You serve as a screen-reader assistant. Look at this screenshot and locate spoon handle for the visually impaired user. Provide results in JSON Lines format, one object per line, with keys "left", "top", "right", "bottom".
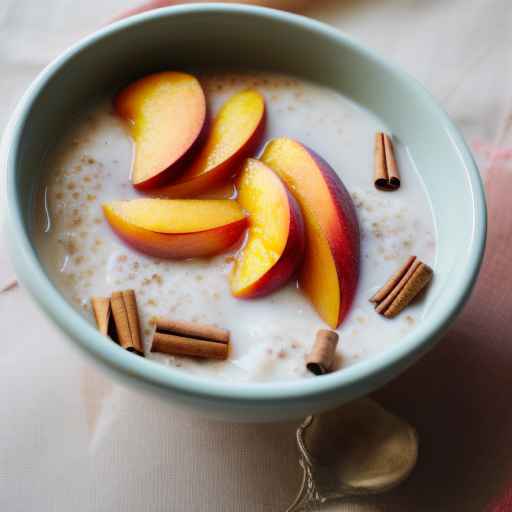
{"left": 286, "top": 416, "right": 326, "bottom": 512}
{"left": 285, "top": 456, "right": 325, "bottom": 511}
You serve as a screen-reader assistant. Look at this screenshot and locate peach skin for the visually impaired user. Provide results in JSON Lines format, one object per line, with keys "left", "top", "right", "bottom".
{"left": 155, "top": 89, "right": 265, "bottom": 198}
{"left": 230, "top": 159, "right": 305, "bottom": 298}
{"left": 103, "top": 198, "right": 247, "bottom": 259}
{"left": 115, "top": 71, "right": 206, "bottom": 190}
{"left": 261, "top": 138, "right": 360, "bottom": 328}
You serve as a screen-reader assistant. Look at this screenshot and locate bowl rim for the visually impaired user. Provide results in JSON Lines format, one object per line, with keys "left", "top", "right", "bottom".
{"left": 4, "top": 3, "right": 487, "bottom": 404}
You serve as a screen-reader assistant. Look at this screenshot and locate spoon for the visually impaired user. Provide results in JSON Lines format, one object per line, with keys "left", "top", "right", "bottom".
{"left": 286, "top": 398, "right": 418, "bottom": 511}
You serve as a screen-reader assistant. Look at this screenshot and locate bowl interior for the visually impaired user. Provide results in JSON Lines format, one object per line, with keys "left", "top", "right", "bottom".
{"left": 5, "top": 5, "right": 485, "bottom": 416}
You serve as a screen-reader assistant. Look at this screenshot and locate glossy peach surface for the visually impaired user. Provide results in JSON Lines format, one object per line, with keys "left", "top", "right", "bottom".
{"left": 104, "top": 198, "right": 245, "bottom": 233}
{"left": 155, "top": 89, "right": 265, "bottom": 197}
{"left": 115, "top": 71, "right": 206, "bottom": 189}
{"left": 261, "top": 138, "right": 360, "bottom": 327}
{"left": 103, "top": 198, "right": 247, "bottom": 259}
{"left": 230, "top": 159, "right": 304, "bottom": 298}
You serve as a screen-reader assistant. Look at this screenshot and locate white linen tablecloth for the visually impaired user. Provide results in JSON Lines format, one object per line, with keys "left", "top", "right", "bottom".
{"left": 1, "top": 1, "right": 511, "bottom": 510}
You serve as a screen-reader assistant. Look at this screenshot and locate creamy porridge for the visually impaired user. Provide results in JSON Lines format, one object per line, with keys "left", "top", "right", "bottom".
{"left": 33, "top": 71, "right": 436, "bottom": 383}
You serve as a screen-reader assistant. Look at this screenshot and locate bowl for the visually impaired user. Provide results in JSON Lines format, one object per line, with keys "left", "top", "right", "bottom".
{"left": 2, "top": 3, "right": 486, "bottom": 422}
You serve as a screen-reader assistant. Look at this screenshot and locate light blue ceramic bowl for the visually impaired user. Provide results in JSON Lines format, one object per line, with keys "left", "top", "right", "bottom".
{"left": 2, "top": 4, "right": 486, "bottom": 422}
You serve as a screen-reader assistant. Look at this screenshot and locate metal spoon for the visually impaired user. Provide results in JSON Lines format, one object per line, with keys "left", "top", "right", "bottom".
{"left": 286, "top": 398, "right": 418, "bottom": 511}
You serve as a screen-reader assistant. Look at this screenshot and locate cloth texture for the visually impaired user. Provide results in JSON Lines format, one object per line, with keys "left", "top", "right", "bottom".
{"left": 1, "top": 1, "right": 511, "bottom": 510}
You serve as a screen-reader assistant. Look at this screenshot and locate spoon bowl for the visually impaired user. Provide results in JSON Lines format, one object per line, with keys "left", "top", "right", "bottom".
{"left": 287, "top": 399, "right": 418, "bottom": 511}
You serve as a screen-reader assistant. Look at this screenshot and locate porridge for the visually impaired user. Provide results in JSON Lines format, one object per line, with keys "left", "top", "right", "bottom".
{"left": 33, "top": 71, "right": 436, "bottom": 383}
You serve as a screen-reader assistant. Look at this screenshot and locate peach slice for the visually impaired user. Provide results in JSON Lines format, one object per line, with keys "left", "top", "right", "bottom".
{"left": 230, "top": 159, "right": 305, "bottom": 298}
{"left": 115, "top": 71, "right": 206, "bottom": 190}
{"left": 103, "top": 198, "right": 247, "bottom": 259}
{"left": 261, "top": 138, "right": 360, "bottom": 328}
{"left": 155, "top": 89, "right": 265, "bottom": 198}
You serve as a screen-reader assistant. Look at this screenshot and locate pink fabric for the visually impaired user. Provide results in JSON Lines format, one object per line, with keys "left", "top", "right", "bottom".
{"left": 473, "top": 139, "right": 512, "bottom": 163}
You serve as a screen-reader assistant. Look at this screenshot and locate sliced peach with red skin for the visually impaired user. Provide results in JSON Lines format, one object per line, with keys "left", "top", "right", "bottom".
{"left": 261, "top": 138, "right": 360, "bottom": 328}
{"left": 103, "top": 198, "right": 247, "bottom": 259}
{"left": 155, "top": 89, "right": 265, "bottom": 198}
{"left": 230, "top": 159, "right": 305, "bottom": 298}
{"left": 115, "top": 71, "right": 206, "bottom": 190}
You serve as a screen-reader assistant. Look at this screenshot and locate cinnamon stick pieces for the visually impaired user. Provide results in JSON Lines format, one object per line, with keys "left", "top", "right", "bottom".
{"left": 374, "top": 132, "right": 401, "bottom": 191}
{"left": 91, "top": 297, "right": 112, "bottom": 336}
{"left": 306, "top": 329, "right": 339, "bottom": 375}
{"left": 151, "top": 318, "right": 230, "bottom": 360}
{"left": 91, "top": 290, "right": 231, "bottom": 361}
{"left": 370, "top": 256, "right": 433, "bottom": 318}
{"left": 91, "top": 289, "right": 144, "bottom": 356}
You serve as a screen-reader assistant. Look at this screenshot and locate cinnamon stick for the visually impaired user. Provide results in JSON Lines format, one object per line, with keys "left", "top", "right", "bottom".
{"left": 370, "top": 255, "right": 417, "bottom": 304}
{"left": 121, "top": 290, "right": 143, "bottom": 355}
{"left": 109, "top": 290, "right": 144, "bottom": 355}
{"left": 110, "top": 291, "right": 133, "bottom": 349}
{"left": 306, "top": 330, "right": 339, "bottom": 375}
{"left": 91, "top": 297, "right": 112, "bottom": 336}
{"left": 374, "top": 132, "right": 401, "bottom": 191}
{"left": 151, "top": 318, "right": 230, "bottom": 360}
{"left": 154, "top": 318, "right": 229, "bottom": 344}
{"left": 370, "top": 256, "right": 433, "bottom": 318}
{"left": 151, "top": 332, "right": 228, "bottom": 360}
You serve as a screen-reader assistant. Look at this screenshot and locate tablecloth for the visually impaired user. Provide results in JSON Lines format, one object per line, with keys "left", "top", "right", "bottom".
{"left": 1, "top": 1, "right": 511, "bottom": 510}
